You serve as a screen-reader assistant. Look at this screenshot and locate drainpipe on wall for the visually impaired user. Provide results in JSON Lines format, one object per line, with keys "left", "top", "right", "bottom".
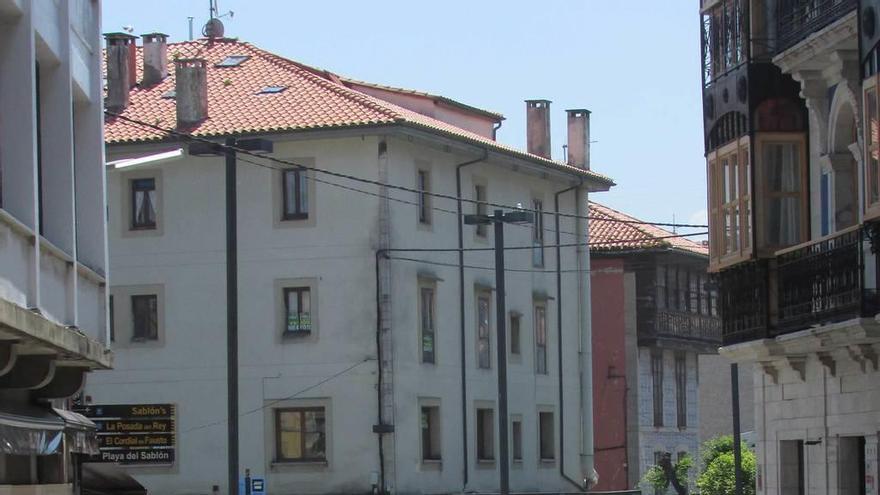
{"left": 576, "top": 185, "right": 597, "bottom": 489}
{"left": 455, "top": 148, "right": 488, "bottom": 491}
{"left": 554, "top": 178, "right": 588, "bottom": 492}
{"left": 374, "top": 249, "right": 387, "bottom": 494}
{"left": 492, "top": 120, "right": 503, "bottom": 141}
{"left": 374, "top": 139, "right": 395, "bottom": 495}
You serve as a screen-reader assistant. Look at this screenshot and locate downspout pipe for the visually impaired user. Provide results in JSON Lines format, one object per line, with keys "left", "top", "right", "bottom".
{"left": 492, "top": 120, "right": 504, "bottom": 141}
{"left": 455, "top": 149, "right": 488, "bottom": 490}
{"left": 375, "top": 249, "right": 387, "bottom": 494}
{"left": 554, "top": 178, "right": 588, "bottom": 492}
{"left": 576, "top": 184, "right": 596, "bottom": 489}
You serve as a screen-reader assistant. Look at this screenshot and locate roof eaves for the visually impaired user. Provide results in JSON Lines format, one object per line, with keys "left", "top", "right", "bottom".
{"left": 396, "top": 120, "right": 614, "bottom": 186}
{"left": 104, "top": 120, "right": 402, "bottom": 147}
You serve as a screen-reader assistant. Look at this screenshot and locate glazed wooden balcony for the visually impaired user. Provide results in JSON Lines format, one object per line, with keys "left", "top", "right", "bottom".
{"left": 776, "top": 0, "right": 857, "bottom": 54}
{"left": 720, "top": 226, "right": 880, "bottom": 345}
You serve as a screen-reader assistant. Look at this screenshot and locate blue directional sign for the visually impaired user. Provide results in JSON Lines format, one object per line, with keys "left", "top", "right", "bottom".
{"left": 239, "top": 477, "right": 266, "bottom": 495}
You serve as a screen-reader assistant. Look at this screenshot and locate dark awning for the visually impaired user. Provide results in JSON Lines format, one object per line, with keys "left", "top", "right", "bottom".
{"left": 82, "top": 462, "right": 148, "bottom": 495}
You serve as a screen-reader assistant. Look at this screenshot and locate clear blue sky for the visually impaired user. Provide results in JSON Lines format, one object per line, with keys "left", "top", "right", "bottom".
{"left": 103, "top": 0, "right": 708, "bottom": 231}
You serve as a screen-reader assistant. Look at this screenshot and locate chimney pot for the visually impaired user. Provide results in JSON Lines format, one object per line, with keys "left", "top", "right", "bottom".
{"left": 104, "top": 33, "right": 137, "bottom": 112}
{"left": 566, "top": 109, "right": 591, "bottom": 169}
{"left": 175, "top": 58, "right": 208, "bottom": 126}
{"left": 141, "top": 32, "right": 169, "bottom": 86}
{"left": 525, "top": 100, "right": 552, "bottom": 159}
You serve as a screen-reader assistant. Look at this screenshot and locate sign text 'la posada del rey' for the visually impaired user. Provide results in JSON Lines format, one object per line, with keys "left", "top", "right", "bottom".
{"left": 74, "top": 403, "right": 176, "bottom": 465}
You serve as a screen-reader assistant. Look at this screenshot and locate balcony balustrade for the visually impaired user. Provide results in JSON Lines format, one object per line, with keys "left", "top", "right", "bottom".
{"left": 653, "top": 310, "right": 722, "bottom": 345}
{"left": 719, "top": 226, "right": 880, "bottom": 346}
{"left": 776, "top": 0, "right": 857, "bottom": 54}
{"left": 720, "top": 260, "right": 770, "bottom": 345}
{"left": 776, "top": 227, "right": 863, "bottom": 332}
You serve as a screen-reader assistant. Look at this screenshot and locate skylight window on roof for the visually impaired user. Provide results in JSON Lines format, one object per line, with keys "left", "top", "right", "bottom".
{"left": 216, "top": 55, "right": 250, "bottom": 67}
{"left": 257, "top": 85, "right": 287, "bottom": 94}
{"left": 161, "top": 90, "right": 176, "bottom": 99}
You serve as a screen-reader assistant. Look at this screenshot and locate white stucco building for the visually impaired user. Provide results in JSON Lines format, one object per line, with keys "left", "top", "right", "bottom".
{"left": 0, "top": 0, "right": 111, "bottom": 492}
{"left": 85, "top": 31, "right": 614, "bottom": 495}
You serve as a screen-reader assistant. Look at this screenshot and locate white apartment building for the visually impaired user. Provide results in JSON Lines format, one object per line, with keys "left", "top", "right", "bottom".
{"left": 85, "top": 30, "right": 614, "bottom": 495}
{"left": 0, "top": 0, "right": 111, "bottom": 492}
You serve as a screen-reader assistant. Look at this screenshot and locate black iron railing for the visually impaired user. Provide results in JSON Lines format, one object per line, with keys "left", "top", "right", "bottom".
{"left": 777, "top": 0, "right": 857, "bottom": 54}
{"left": 720, "top": 260, "right": 770, "bottom": 345}
{"left": 719, "top": 227, "right": 880, "bottom": 346}
{"left": 654, "top": 310, "right": 721, "bottom": 345}
{"left": 775, "top": 228, "right": 870, "bottom": 333}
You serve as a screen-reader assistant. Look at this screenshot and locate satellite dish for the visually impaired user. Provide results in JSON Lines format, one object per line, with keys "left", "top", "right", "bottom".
{"left": 203, "top": 18, "right": 225, "bottom": 38}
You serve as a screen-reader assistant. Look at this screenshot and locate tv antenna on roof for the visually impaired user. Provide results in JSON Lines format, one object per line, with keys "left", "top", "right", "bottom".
{"left": 204, "top": 0, "right": 234, "bottom": 38}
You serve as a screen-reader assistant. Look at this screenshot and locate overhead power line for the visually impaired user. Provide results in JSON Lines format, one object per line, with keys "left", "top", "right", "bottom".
{"left": 179, "top": 358, "right": 374, "bottom": 436}
{"left": 387, "top": 255, "right": 614, "bottom": 274}
{"left": 106, "top": 112, "right": 710, "bottom": 229}
{"left": 111, "top": 116, "right": 585, "bottom": 240}
{"left": 378, "top": 230, "right": 709, "bottom": 253}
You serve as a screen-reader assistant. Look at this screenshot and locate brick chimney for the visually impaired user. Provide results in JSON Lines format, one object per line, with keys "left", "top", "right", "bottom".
{"left": 104, "top": 33, "right": 137, "bottom": 112}
{"left": 566, "top": 109, "right": 591, "bottom": 169}
{"left": 175, "top": 58, "right": 208, "bottom": 126}
{"left": 525, "top": 100, "right": 552, "bottom": 159}
{"left": 141, "top": 32, "right": 168, "bottom": 86}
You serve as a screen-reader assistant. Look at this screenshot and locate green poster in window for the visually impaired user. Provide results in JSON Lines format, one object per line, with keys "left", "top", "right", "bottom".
{"left": 287, "top": 313, "right": 311, "bottom": 332}
{"left": 422, "top": 335, "right": 433, "bottom": 352}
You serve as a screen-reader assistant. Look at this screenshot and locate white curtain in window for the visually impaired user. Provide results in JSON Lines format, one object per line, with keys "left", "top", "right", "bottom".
{"left": 766, "top": 143, "right": 800, "bottom": 246}
{"left": 135, "top": 188, "right": 156, "bottom": 226}
{"left": 284, "top": 171, "right": 297, "bottom": 214}
{"left": 299, "top": 171, "right": 308, "bottom": 213}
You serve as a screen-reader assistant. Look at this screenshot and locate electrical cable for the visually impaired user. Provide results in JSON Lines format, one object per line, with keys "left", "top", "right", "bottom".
{"left": 235, "top": 154, "right": 709, "bottom": 244}
{"left": 233, "top": 153, "right": 586, "bottom": 240}
{"left": 106, "top": 112, "right": 710, "bottom": 229}
{"left": 377, "top": 231, "right": 709, "bottom": 253}
{"left": 178, "top": 358, "right": 374, "bottom": 436}
{"left": 112, "top": 119, "right": 709, "bottom": 249}
{"left": 388, "top": 255, "right": 598, "bottom": 274}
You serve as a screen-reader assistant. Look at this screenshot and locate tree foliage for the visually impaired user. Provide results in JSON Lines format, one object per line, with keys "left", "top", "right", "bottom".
{"left": 696, "top": 436, "right": 756, "bottom": 495}
{"left": 640, "top": 436, "right": 756, "bottom": 495}
{"left": 641, "top": 453, "right": 693, "bottom": 494}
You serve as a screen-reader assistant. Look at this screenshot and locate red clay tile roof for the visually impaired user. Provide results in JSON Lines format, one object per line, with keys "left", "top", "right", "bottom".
{"left": 104, "top": 38, "right": 612, "bottom": 186}
{"left": 589, "top": 201, "right": 708, "bottom": 256}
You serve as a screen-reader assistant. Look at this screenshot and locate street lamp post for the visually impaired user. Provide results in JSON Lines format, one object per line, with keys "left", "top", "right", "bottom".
{"left": 189, "top": 137, "right": 272, "bottom": 495}
{"left": 732, "top": 363, "right": 743, "bottom": 495}
{"left": 464, "top": 209, "right": 533, "bottom": 495}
